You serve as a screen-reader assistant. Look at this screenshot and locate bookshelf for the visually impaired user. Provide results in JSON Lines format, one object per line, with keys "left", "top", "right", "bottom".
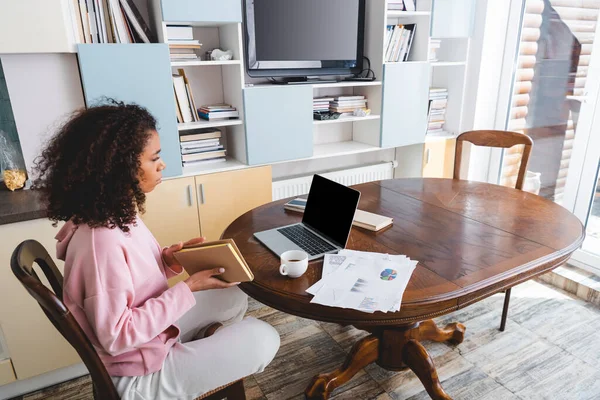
{"left": 177, "top": 119, "right": 244, "bottom": 131}
{"left": 313, "top": 115, "right": 381, "bottom": 125}
{"left": 170, "top": 60, "right": 242, "bottom": 67}
{"left": 0, "top": 0, "right": 476, "bottom": 180}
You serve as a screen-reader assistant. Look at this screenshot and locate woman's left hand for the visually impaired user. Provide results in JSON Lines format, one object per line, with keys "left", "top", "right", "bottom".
{"left": 162, "top": 237, "right": 206, "bottom": 271}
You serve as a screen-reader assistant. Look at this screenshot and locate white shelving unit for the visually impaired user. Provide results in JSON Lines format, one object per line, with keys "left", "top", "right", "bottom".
{"left": 170, "top": 60, "right": 242, "bottom": 67}
{"left": 386, "top": 11, "right": 431, "bottom": 17}
{"left": 180, "top": 156, "right": 247, "bottom": 177}
{"left": 177, "top": 119, "right": 243, "bottom": 131}
{"left": 313, "top": 115, "right": 381, "bottom": 125}
{"left": 312, "top": 141, "right": 381, "bottom": 158}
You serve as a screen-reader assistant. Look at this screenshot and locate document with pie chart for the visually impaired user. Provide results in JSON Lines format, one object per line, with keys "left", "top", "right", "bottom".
{"left": 308, "top": 251, "right": 417, "bottom": 313}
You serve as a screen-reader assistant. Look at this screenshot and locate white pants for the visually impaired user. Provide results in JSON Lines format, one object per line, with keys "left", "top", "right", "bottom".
{"left": 112, "top": 287, "right": 280, "bottom": 400}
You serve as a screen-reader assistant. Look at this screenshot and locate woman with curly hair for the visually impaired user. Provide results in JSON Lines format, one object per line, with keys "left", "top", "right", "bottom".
{"left": 34, "top": 101, "right": 279, "bottom": 400}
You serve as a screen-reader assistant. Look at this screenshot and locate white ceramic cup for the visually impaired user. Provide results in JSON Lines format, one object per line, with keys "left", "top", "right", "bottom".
{"left": 279, "top": 250, "right": 309, "bottom": 278}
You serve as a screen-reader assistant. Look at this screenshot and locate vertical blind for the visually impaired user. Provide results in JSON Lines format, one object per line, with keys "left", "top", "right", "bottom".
{"left": 502, "top": 0, "right": 600, "bottom": 202}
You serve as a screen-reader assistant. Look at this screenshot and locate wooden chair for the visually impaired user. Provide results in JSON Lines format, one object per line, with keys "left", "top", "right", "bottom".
{"left": 453, "top": 130, "right": 533, "bottom": 332}
{"left": 10, "top": 240, "right": 246, "bottom": 400}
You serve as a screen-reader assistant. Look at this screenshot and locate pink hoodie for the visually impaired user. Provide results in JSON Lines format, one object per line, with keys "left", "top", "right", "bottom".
{"left": 56, "top": 217, "right": 196, "bottom": 377}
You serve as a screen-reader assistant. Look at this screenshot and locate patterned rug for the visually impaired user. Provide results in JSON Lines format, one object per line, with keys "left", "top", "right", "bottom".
{"left": 11, "top": 279, "right": 600, "bottom": 400}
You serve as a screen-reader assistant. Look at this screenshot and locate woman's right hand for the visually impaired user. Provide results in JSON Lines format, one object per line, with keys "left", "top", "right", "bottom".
{"left": 184, "top": 268, "right": 240, "bottom": 292}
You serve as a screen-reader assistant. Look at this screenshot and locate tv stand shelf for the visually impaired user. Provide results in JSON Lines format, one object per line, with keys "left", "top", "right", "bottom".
{"left": 170, "top": 60, "right": 242, "bottom": 67}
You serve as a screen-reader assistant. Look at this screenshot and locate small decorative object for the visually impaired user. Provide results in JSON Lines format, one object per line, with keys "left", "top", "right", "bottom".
{"left": 0, "top": 132, "right": 27, "bottom": 191}
{"left": 210, "top": 49, "right": 233, "bottom": 61}
{"left": 313, "top": 112, "right": 341, "bottom": 121}
{"left": 353, "top": 108, "right": 371, "bottom": 117}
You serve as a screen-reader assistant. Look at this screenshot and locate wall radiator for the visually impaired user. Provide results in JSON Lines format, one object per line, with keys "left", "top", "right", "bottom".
{"left": 272, "top": 162, "right": 394, "bottom": 201}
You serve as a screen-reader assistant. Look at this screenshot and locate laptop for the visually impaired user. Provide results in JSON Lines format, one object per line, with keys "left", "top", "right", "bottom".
{"left": 254, "top": 175, "right": 361, "bottom": 261}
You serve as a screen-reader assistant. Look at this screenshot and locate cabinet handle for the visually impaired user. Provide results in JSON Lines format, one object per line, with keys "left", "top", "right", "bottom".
{"left": 425, "top": 148, "right": 431, "bottom": 165}
{"left": 198, "top": 183, "right": 205, "bottom": 205}
{"left": 187, "top": 185, "right": 193, "bottom": 207}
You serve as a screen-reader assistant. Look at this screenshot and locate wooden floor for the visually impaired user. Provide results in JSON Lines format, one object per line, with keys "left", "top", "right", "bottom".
{"left": 13, "top": 279, "right": 600, "bottom": 400}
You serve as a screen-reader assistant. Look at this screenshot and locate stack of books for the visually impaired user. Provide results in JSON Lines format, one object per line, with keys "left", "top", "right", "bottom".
{"left": 167, "top": 25, "right": 201, "bottom": 61}
{"left": 173, "top": 69, "right": 200, "bottom": 124}
{"left": 198, "top": 104, "right": 240, "bottom": 121}
{"left": 427, "top": 88, "right": 449, "bottom": 137}
{"left": 429, "top": 39, "right": 441, "bottom": 62}
{"left": 67, "top": 0, "right": 155, "bottom": 44}
{"left": 387, "top": 0, "right": 416, "bottom": 11}
{"left": 180, "top": 128, "right": 227, "bottom": 167}
{"left": 313, "top": 97, "right": 333, "bottom": 113}
{"left": 329, "top": 96, "right": 368, "bottom": 115}
{"left": 384, "top": 24, "right": 416, "bottom": 62}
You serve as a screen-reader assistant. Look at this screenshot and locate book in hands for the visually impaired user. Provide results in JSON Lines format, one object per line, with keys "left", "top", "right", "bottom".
{"left": 283, "top": 198, "right": 393, "bottom": 232}
{"left": 173, "top": 239, "right": 254, "bottom": 283}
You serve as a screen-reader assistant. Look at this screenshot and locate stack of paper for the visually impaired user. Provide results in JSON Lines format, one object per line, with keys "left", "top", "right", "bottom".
{"left": 306, "top": 250, "right": 417, "bottom": 313}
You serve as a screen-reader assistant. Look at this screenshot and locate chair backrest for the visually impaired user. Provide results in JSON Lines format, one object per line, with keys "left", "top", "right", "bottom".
{"left": 10, "top": 240, "right": 120, "bottom": 400}
{"left": 454, "top": 130, "right": 534, "bottom": 190}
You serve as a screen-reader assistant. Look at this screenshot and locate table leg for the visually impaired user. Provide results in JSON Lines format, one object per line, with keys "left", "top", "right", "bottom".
{"left": 304, "top": 320, "right": 465, "bottom": 400}
{"left": 305, "top": 335, "right": 379, "bottom": 400}
{"left": 402, "top": 339, "right": 452, "bottom": 400}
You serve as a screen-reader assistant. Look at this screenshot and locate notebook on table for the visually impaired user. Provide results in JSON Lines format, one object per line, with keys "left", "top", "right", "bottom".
{"left": 284, "top": 198, "right": 393, "bottom": 232}
{"left": 173, "top": 239, "right": 254, "bottom": 283}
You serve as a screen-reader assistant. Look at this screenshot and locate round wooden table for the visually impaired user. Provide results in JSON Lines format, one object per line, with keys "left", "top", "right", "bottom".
{"left": 222, "top": 178, "right": 584, "bottom": 400}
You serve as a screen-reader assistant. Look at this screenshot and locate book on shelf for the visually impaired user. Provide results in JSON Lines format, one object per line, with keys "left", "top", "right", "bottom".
{"left": 429, "top": 39, "right": 441, "bottom": 61}
{"left": 173, "top": 74, "right": 194, "bottom": 123}
{"left": 384, "top": 24, "right": 416, "bottom": 62}
{"left": 170, "top": 54, "right": 199, "bottom": 60}
{"left": 329, "top": 96, "right": 367, "bottom": 113}
{"left": 387, "top": 0, "right": 416, "bottom": 11}
{"left": 198, "top": 110, "right": 240, "bottom": 120}
{"left": 182, "top": 149, "right": 226, "bottom": 162}
{"left": 169, "top": 42, "right": 202, "bottom": 49}
{"left": 197, "top": 104, "right": 240, "bottom": 121}
{"left": 181, "top": 145, "right": 224, "bottom": 155}
{"left": 181, "top": 139, "right": 221, "bottom": 149}
{"left": 427, "top": 87, "right": 448, "bottom": 135}
{"left": 167, "top": 25, "right": 194, "bottom": 41}
{"left": 180, "top": 128, "right": 222, "bottom": 142}
{"left": 73, "top": 0, "right": 154, "bottom": 43}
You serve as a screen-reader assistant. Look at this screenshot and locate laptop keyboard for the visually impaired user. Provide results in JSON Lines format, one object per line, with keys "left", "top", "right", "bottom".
{"left": 278, "top": 225, "right": 337, "bottom": 256}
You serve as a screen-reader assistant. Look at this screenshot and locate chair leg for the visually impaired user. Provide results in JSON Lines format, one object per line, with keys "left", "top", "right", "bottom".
{"left": 225, "top": 379, "right": 246, "bottom": 400}
{"left": 500, "top": 288, "right": 511, "bottom": 332}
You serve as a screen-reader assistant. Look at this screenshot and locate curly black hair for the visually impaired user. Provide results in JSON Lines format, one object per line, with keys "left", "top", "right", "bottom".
{"left": 33, "top": 100, "right": 157, "bottom": 232}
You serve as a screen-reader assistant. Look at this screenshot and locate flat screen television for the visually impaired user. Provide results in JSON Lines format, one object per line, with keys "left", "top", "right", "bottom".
{"left": 243, "top": 0, "right": 366, "bottom": 79}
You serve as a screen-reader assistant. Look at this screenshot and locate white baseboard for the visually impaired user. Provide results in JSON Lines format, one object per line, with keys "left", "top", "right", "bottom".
{"left": 0, "top": 363, "right": 88, "bottom": 400}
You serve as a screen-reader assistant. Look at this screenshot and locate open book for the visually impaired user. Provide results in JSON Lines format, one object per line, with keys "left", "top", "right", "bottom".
{"left": 173, "top": 239, "right": 254, "bottom": 283}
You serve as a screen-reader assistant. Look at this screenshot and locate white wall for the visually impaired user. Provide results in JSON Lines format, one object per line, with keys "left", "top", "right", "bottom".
{"left": 271, "top": 149, "right": 395, "bottom": 180}
{"left": 1, "top": 54, "right": 85, "bottom": 178}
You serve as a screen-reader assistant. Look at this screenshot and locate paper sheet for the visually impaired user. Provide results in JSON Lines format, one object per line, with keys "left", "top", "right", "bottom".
{"left": 307, "top": 250, "right": 418, "bottom": 313}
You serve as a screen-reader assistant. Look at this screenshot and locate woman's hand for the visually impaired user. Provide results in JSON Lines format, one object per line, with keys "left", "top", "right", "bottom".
{"left": 184, "top": 268, "right": 240, "bottom": 292}
{"left": 162, "top": 237, "right": 206, "bottom": 273}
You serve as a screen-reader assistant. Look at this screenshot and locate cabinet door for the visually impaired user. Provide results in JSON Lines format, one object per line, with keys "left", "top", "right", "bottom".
{"left": 161, "top": 0, "right": 242, "bottom": 23}
{"left": 422, "top": 139, "right": 456, "bottom": 178}
{"left": 77, "top": 44, "right": 182, "bottom": 178}
{"left": 141, "top": 177, "right": 201, "bottom": 247}
{"left": 196, "top": 166, "right": 272, "bottom": 241}
{"left": 244, "top": 86, "right": 313, "bottom": 165}
{"left": 381, "top": 62, "right": 431, "bottom": 148}
{"left": 0, "top": 359, "right": 16, "bottom": 385}
{"left": 0, "top": 219, "right": 81, "bottom": 380}
{"left": 431, "top": 0, "right": 475, "bottom": 38}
